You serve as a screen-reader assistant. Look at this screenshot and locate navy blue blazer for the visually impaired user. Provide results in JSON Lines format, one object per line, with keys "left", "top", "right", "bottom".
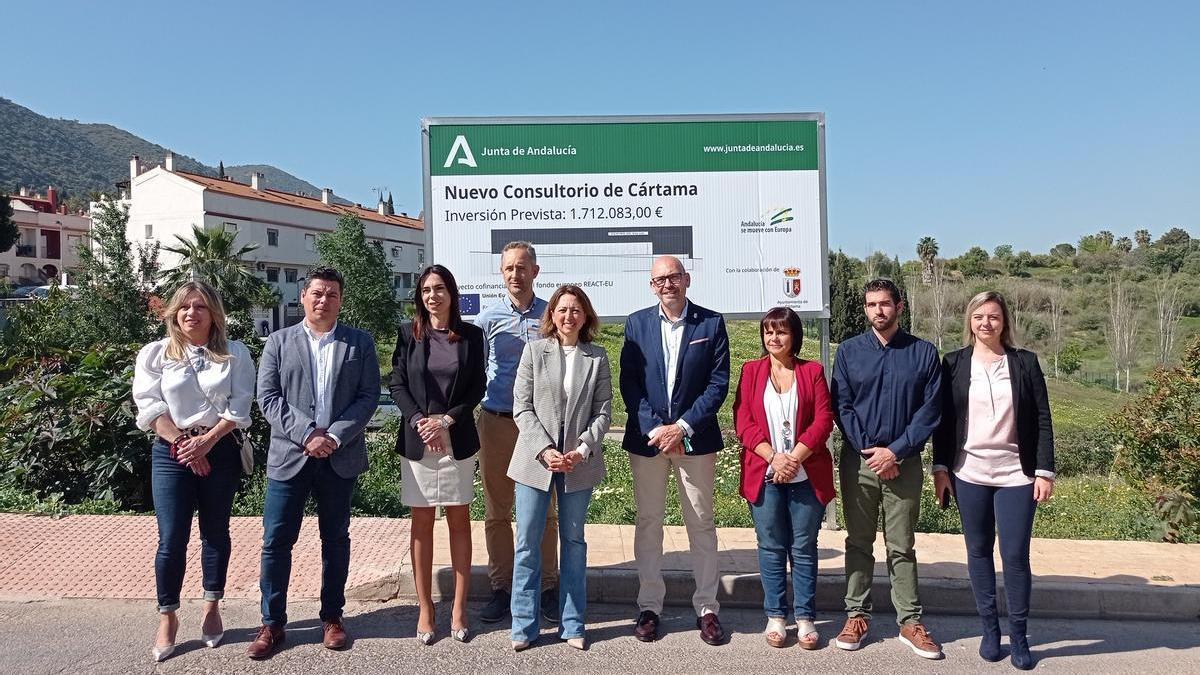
{"left": 619, "top": 301, "right": 730, "bottom": 457}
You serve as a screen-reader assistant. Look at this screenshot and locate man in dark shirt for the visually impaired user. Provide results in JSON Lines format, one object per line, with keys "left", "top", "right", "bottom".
{"left": 831, "top": 278, "right": 943, "bottom": 660}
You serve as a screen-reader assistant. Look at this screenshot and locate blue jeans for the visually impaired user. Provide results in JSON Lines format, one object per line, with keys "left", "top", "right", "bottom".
{"left": 512, "top": 474, "right": 592, "bottom": 642}
{"left": 953, "top": 475, "right": 1036, "bottom": 625}
{"left": 749, "top": 479, "right": 825, "bottom": 620}
{"left": 151, "top": 435, "right": 241, "bottom": 613}
{"left": 259, "top": 458, "right": 356, "bottom": 626}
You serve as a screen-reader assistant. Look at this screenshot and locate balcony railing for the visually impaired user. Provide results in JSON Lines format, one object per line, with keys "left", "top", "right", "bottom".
{"left": 14, "top": 244, "right": 35, "bottom": 258}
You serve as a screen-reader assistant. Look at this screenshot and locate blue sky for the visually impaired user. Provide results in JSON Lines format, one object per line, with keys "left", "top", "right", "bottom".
{"left": 6, "top": 1, "right": 1196, "bottom": 258}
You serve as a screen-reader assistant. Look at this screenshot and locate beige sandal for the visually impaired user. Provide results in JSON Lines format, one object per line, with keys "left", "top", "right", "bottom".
{"left": 764, "top": 617, "right": 787, "bottom": 648}
{"left": 797, "top": 619, "right": 819, "bottom": 650}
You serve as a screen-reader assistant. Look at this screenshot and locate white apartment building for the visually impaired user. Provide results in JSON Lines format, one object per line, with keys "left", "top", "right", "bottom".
{"left": 125, "top": 153, "right": 425, "bottom": 331}
{"left": 0, "top": 187, "right": 89, "bottom": 287}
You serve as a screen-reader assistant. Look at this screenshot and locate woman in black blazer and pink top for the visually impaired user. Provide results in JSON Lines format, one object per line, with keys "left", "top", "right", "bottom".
{"left": 932, "top": 290, "right": 1054, "bottom": 671}
{"left": 390, "top": 264, "right": 487, "bottom": 645}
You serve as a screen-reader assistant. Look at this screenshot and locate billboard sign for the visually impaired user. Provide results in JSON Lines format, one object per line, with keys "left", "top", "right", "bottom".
{"left": 422, "top": 114, "right": 828, "bottom": 318}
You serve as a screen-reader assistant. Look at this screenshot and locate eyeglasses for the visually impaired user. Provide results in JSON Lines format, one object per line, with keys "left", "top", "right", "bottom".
{"left": 650, "top": 272, "right": 685, "bottom": 288}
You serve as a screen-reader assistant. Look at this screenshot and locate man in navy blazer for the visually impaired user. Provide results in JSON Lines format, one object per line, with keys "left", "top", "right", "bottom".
{"left": 620, "top": 255, "right": 730, "bottom": 645}
{"left": 247, "top": 267, "right": 380, "bottom": 659}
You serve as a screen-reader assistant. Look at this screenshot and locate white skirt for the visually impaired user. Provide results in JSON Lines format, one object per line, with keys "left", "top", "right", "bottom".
{"left": 400, "top": 451, "right": 476, "bottom": 507}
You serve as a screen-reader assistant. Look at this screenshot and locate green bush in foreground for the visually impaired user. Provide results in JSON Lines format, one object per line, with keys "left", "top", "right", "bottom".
{"left": 1111, "top": 335, "right": 1200, "bottom": 540}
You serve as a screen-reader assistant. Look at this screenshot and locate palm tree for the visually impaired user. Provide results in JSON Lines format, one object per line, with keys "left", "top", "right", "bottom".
{"left": 916, "top": 236, "right": 939, "bottom": 285}
{"left": 159, "top": 225, "right": 274, "bottom": 313}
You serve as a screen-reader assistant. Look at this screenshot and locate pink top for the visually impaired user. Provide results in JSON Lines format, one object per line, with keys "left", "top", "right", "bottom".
{"left": 953, "top": 355, "right": 1033, "bottom": 487}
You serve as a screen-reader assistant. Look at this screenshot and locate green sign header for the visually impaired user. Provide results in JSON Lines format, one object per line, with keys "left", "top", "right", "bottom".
{"left": 429, "top": 120, "right": 820, "bottom": 176}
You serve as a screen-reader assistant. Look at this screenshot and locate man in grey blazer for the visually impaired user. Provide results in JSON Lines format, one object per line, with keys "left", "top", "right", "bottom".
{"left": 247, "top": 267, "right": 380, "bottom": 660}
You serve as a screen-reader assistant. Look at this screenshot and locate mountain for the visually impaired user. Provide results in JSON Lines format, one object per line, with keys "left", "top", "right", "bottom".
{"left": 0, "top": 97, "right": 351, "bottom": 204}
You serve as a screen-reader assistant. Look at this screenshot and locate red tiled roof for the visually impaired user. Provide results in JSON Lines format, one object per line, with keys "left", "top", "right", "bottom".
{"left": 171, "top": 170, "right": 423, "bottom": 230}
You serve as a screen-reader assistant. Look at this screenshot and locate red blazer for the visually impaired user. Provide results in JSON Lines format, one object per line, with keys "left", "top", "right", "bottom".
{"left": 733, "top": 357, "right": 836, "bottom": 506}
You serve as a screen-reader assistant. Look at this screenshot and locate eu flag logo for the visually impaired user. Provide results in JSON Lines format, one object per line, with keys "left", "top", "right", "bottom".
{"left": 460, "top": 294, "right": 481, "bottom": 316}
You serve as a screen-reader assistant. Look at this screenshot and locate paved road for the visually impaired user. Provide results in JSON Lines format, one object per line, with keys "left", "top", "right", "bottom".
{"left": 2, "top": 599, "right": 1197, "bottom": 674}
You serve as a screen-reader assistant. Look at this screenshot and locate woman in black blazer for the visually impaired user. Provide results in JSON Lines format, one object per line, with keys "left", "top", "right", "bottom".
{"left": 932, "top": 290, "right": 1054, "bottom": 671}
{"left": 389, "top": 264, "right": 486, "bottom": 644}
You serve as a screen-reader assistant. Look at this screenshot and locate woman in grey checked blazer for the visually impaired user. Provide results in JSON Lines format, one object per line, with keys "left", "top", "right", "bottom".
{"left": 507, "top": 284, "right": 612, "bottom": 651}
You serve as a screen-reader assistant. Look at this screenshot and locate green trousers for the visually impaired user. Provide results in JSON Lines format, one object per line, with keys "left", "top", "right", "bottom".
{"left": 839, "top": 445, "right": 924, "bottom": 625}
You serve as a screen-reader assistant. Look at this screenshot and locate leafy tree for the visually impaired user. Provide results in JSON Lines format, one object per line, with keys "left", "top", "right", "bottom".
{"left": 218, "top": 160, "right": 226, "bottom": 178}
{"left": 829, "top": 249, "right": 866, "bottom": 342}
{"left": 916, "top": 236, "right": 938, "bottom": 285}
{"left": 1135, "top": 229, "right": 1152, "bottom": 248}
{"left": 1115, "top": 237, "right": 1133, "bottom": 253}
{"left": 1050, "top": 242, "right": 1077, "bottom": 259}
{"left": 1058, "top": 341, "right": 1084, "bottom": 375}
{"left": 315, "top": 213, "right": 401, "bottom": 341}
{"left": 1156, "top": 227, "right": 1192, "bottom": 248}
{"left": 957, "top": 246, "right": 991, "bottom": 278}
{"left": 72, "top": 201, "right": 158, "bottom": 348}
{"left": 0, "top": 195, "right": 16, "bottom": 253}
{"left": 993, "top": 244, "right": 1014, "bottom": 261}
{"left": 893, "top": 255, "right": 912, "bottom": 332}
{"left": 159, "top": 225, "right": 276, "bottom": 314}
{"left": 1078, "top": 233, "right": 1112, "bottom": 254}
{"left": 1006, "top": 250, "right": 1032, "bottom": 277}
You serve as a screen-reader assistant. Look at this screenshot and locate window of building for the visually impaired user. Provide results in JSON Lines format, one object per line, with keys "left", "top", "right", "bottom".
{"left": 224, "top": 222, "right": 238, "bottom": 233}
{"left": 266, "top": 267, "right": 280, "bottom": 283}
{"left": 394, "top": 275, "right": 404, "bottom": 289}
{"left": 144, "top": 223, "right": 153, "bottom": 239}
{"left": 305, "top": 234, "right": 316, "bottom": 252}
{"left": 0, "top": 264, "right": 8, "bottom": 278}
{"left": 417, "top": 248, "right": 425, "bottom": 265}
{"left": 267, "top": 229, "right": 279, "bottom": 246}
{"left": 391, "top": 246, "right": 401, "bottom": 258}
{"left": 284, "top": 268, "right": 298, "bottom": 283}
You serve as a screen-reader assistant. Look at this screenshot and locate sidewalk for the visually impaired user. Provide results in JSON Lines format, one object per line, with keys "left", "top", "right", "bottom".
{"left": 1, "top": 512, "right": 1197, "bottom": 620}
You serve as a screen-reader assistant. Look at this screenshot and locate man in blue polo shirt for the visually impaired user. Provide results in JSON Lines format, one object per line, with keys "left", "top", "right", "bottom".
{"left": 831, "top": 278, "right": 943, "bottom": 660}
{"left": 474, "top": 241, "right": 558, "bottom": 624}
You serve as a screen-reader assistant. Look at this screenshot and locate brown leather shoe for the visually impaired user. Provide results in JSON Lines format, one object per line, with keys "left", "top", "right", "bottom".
{"left": 899, "top": 622, "right": 942, "bottom": 660}
{"left": 697, "top": 613, "right": 726, "bottom": 646}
{"left": 246, "top": 624, "right": 285, "bottom": 660}
{"left": 323, "top": 619, "right": 348, "bottom": 650}
{"left": 834, "top": 616, "right": 869, "bottom": 651}
{"left": 634, "top": 610, "right": 660, "bottom": 642}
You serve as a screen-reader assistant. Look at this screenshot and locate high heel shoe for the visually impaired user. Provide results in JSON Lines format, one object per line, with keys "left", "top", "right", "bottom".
{"left": 416, "top": 629, "right": 435, "bottom": 646}
{"left": 451, "top": 626, "right": 470, "bottom": 643}
{"left": 151, "top": 643, "right": 175, "bottom": 662}
{"left": 154, "top": 612, "right": 178, "bottom": 662}
{"left": 202, "top": 631, "right": 224, "bottom": 648}
{"left": 201, "top": 610, "right": 224, "bottom": 648}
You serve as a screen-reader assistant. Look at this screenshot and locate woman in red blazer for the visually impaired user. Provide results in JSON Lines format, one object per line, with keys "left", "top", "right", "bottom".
{"left": 734, "top": 307, "right": 835, "bottom": 650}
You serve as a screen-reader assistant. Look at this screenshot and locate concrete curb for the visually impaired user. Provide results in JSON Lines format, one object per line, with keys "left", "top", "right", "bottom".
{"left": 349, "top": 565, "right": 1200, "bottom": 622}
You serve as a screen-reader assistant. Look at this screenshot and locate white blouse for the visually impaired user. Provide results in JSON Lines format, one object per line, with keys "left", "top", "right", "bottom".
{"left": 954, "top": 356, "right": 1031, "bottom": 487}
{"left": 560, "top": 345, "right": 592, "bottom": 459}
{"left": 763, "top": 379, "right": 807, "bottom": 484}
{"left": 132, "top": 338, "right": 257, "bottom": 433}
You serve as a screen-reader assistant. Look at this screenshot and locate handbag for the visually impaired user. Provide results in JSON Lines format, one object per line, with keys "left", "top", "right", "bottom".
{"left": 184, "top": 350, "right": 255, "bottom": 474}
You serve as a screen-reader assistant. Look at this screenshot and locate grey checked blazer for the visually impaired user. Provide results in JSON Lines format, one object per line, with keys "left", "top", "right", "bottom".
{"left": 508, "top": 338, "right": 612, "bottom": 493}
{"left": 257, "top": 322, "right": 380, "bottom": 481}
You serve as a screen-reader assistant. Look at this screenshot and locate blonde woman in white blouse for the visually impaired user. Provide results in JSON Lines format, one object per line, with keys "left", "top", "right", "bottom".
{"left": 132, "top": 280, "right": 256, "bottom": 662}
{"left": 932, "top": 291, "right": 1054, "bottom": 671}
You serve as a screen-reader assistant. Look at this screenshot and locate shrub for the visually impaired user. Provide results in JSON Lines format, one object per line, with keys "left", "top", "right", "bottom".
{"left": 1053, "top": 426, "right": 1115, "bottom": 477}
{"left": 1111, "top": 336, "right": 1200, "bottom": 539}
{"left": 0, "top": 344, "right": 151, "bottom": 507}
